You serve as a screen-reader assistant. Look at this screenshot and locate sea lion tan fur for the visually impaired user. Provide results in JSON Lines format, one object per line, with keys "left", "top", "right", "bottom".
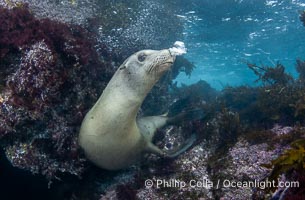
{"left": 78, "top": 49, "right": 194, "bottom": 170}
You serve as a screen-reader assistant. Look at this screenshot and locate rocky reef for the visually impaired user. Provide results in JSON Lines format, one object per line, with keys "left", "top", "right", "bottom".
{"left": 1, "top": 1, "right": 305, "bottom": 200}
{"left": 0, "top": 4, "right": 118, "bottom": 181}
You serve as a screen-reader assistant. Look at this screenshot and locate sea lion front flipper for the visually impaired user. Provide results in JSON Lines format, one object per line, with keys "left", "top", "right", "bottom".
{"left": 145, "top": 142, "right": 166, "bottom": 156}
{"left": 164, "top": 134, "right": 197, "bottom": 158}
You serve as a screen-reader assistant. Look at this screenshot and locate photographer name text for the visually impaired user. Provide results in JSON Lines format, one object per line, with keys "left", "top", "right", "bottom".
{"left": 144, "top": 178, "right": 299, "bottom": 190}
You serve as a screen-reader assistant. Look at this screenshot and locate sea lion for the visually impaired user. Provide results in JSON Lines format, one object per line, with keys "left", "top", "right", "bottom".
{"left": 78, "top": 49, "right": 195, "bottom": 170}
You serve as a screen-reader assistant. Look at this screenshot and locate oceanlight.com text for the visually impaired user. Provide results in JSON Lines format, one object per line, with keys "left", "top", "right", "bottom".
{"left": 144, "top": 178, "right": 299, "bottom": 190}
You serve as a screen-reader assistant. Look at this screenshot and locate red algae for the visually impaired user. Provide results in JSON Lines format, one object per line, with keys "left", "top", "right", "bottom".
{"left": 0, "top": 5, "right": 116, "bottom": 180}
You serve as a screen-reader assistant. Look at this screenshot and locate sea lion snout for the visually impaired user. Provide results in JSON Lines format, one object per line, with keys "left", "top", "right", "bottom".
{"left": 149, "top": 49, "right": 175, "bottom": 75}
{"left": 158, "top": 49, "right": 176, "bottom": 64}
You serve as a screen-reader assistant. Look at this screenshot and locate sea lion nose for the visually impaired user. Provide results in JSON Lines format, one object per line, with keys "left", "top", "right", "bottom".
{"left": 168, "top": 50, "right": 177, "bottom": 62}
{"left": 168, "top": 49, "right": 173, "bottom": 57}
{"left": 169, "top": 50, "right": 176, "bottom": 62}
{"left": 161, "top": 49, "right": 175, "bottom": 61}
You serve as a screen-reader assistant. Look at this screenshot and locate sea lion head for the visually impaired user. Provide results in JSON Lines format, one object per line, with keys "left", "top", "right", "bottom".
{"left": 118, "top": 49, "right": 175, "bottom": 96}
{"left": 120, "top": 49, "right": 175, "bottom": 78}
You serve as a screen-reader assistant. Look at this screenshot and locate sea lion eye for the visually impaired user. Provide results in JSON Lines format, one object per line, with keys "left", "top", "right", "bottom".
{"left": 138, "top": 53, "right": 147, "bottom": 62}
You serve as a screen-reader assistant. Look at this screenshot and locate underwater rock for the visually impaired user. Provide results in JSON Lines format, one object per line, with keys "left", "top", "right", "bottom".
{"left": 0, "top": 5, "right": 116, "bottom": 180}
{"left": 220, "top": 139, "right": 278, "bottom": 199}
{"left": 135, "top": 140, "right": 215, "bottom": 200}
{"left": 5, "top": 142, "right": 85, "bottom": 178}
{"left": 95, "top": 127, "right": 288, "bottom": 199}
{"left": 271, "top": 124, "right": 293, "bottom": 136}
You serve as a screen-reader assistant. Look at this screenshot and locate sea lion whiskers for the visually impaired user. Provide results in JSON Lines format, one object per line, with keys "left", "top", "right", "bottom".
{"left": 147, "top": 63, "right": 155, "bottom": 74}
{"left": 147, "top": 54, "right": 172, "bottom": 76}
{"left": 147, "top": 62, "right": 161, "bottom": 80}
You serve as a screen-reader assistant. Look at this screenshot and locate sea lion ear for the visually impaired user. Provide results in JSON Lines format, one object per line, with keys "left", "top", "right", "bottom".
{"left": 119, "top": 59, "right": 129, "bottom": 70}
{"left": 119, "top": 65, "right": 126, "bottom": 70}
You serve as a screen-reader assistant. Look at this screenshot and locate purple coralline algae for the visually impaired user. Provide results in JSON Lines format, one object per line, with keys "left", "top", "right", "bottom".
{"left": 220, "top": 139, "right": 282, "bottom": 199}
{"left": 0, "top": 5, "right": 116, "bottom": 180}
{"left": 271, "top": 124, "right": 294, "bottom": 136}
{"left": 100, "top": 136, "right": 283, "bottom": 199}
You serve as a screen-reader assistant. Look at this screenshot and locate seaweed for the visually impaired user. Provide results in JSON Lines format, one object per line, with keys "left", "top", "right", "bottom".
{"left": 296, "top": 59, "right": 305, "bottom": 84}
{"left": 217, "top": 61, "right": 305, "bottom": 126}
{"left": 171, "top": 56, "right": 196, "bottom": 79}
{"left": 299, "top": 10, "right": 305, "bottom": 27}
{"left": 215, "top": 108, "right": 241, "bottom": 148}
{"left": 247, "top": 62, "right": 293, "bottom": 86}
{"left": 266, "top": 139, "right": 305, "bottom": 180}
{"left": 220, "top": 86, "right": 260, "bottom": 124}
{"left": 0, "top": 5, "right": 116, "bottom": 180}
{"left": 262, "top": 139, "right": 305, "bottom": 197}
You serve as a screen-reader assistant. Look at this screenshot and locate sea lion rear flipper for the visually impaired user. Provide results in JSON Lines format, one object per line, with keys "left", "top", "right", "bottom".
{"left": 165, "top": 134, "right": 197, "bottom": 158}
{"left": 145, "top": 142, "right": 166, "bottom": 156}
{"left": 145, "top": 134, "right": 196, "bottom": 158}
{"left": 137, "top": 116, "right": 168, "bottom": 141}
{"left": 167, "top": 109, "right": 205, "bottom": 125}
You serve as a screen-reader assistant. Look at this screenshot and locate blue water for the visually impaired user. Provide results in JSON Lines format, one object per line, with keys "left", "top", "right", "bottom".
{"left": 175, "top": 0, "right": 305, "bottom": 90}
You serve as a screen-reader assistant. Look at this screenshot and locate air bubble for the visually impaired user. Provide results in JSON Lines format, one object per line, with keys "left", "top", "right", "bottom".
{"left": 169, "top": 41, "right": 187, "bottom": 56}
